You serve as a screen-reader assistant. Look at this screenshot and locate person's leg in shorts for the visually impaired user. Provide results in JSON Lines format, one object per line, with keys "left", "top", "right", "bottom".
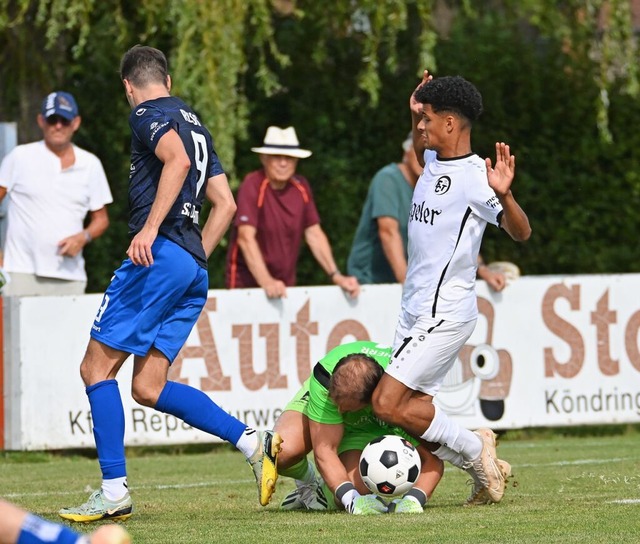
{"left": 275, "top": 382, "right": 333, "bottom": 511}
{"left": 372, "top": 310, "right": 507, "bottom": 503}
{"left": 59, "top": 238, "right": 281, "bottom": 521}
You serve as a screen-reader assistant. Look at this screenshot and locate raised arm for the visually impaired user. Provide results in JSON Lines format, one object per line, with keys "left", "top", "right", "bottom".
{"left": 409, "top": 70, "right": 433, "bottom": 167}
{"left": 486, "top": 142, "right": 531, "bottom": 242}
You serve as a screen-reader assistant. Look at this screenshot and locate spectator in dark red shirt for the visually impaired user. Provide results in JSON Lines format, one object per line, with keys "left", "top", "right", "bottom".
{"left": 226, "top": 126, "right": 359, "bottom": 299}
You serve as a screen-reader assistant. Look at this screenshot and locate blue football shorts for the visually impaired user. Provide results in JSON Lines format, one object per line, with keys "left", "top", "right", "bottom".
{"left": 90, "top": 235, "right": 208, "bottom": 362}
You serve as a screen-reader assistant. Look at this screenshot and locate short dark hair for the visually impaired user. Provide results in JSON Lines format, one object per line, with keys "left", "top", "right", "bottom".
{"left": 329, "top": 354, "right": 384, "bottom": 405}
{"left": 120, "top": 45, "right": 169, "bottom": 87}
{"left": 414, "top": 76, "right": 483, "bottom": 123}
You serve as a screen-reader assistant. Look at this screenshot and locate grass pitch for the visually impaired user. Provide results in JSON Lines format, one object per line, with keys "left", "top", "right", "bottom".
{"left": 2, "top": 428, "right": 639, "bottom": 544}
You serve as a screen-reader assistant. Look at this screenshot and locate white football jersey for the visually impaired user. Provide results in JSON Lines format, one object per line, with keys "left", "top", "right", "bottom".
{"left": 402, "top": 150, "right": 503, "bottom": 321}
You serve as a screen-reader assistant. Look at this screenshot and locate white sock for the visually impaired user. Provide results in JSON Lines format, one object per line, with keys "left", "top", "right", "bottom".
{"left": 420, "top": 405, "right": 482, "bottom": 461}
{"left": 295, "top": 462, "right": 318, "bottom": 487}
{"left": 234, "top": 427, "right": 259, "bottom": 459}
{"left": 102, "top": 477, "right": 128, "bottom": 501}
{"left": 433, "top": 444, "right": 465, "bottom": 469}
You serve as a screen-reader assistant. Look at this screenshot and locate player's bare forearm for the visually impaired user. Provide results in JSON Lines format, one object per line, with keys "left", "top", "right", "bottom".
{"left": 409, "top": 70, "right": 432, "bottom": 166}
{"left": 128, "top": 160, "right": 186, "bottom": 266}
{"left": 379, "top": 220, "right": 407, "bottom": 283}
{"left": 202, "top": 174, "right": 236, "bottom": 258}
{"left": 310, "top": 422, "right": 349, "bottom": 494}
{"left": 146, "top": 160, "right": 189, "bottom": 231}
{"left": 146, "top": 130, "right": 191, "bottom": 232}
{"left": 201, "top": 204, "right": 234, "bottom": 258}
{"left": 499, "top": 191, "right": 531, "bottom": 242}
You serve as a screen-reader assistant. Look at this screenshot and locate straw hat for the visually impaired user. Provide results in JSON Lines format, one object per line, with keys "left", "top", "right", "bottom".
{"left": 251, "top": 126, "right": 312, "bottom": 159}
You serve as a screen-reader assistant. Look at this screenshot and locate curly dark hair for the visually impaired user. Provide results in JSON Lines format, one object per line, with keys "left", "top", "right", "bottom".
{"left": 414, "top": 76, "right": 483, "bottom": 122}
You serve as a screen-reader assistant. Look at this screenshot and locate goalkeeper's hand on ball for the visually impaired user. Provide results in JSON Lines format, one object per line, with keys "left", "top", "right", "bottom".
{"left": 347, "top": 494, "right": 388, "bottom": 515}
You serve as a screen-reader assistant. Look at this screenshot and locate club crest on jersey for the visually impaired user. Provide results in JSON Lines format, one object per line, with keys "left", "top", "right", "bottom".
{"left": 434, "top": 176, "right": 451, "bottom": 195}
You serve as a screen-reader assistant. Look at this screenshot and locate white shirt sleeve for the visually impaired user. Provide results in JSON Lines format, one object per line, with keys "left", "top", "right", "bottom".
{"left": 466, "top": 167, "right": 503, "bottom": 227}
{"left": 86, "top": 155, "right": 113, "bottom": 211}
{"left": 0, "top": 148, "right": 16, "bottom": 190}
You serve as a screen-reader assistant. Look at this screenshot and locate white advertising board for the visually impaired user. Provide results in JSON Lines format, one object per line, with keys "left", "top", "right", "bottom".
{"left": 2, "top": 274, "right": 640, "bottom": 450}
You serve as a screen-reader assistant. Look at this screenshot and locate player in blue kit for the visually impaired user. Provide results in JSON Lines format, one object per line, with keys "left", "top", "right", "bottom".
{"left": 59, "top": 45, "right": 282, "bottom": 522}
{"left": 1, "top": 499, "right": 130, "bottom": 544}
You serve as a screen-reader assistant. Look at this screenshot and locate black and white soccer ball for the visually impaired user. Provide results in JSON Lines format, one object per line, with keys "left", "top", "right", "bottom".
{"left": 359, "top": 435, "right": 421, "bottom": 497}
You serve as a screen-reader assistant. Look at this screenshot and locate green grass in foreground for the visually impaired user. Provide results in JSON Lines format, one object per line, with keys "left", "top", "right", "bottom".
{"left": 2, "top": 430, "right": 639, "bottom": 544}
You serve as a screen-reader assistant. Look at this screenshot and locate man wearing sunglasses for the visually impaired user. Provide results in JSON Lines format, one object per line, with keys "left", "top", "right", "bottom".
{"left": 0, "top": 91, "right": 113, "bottom": 295}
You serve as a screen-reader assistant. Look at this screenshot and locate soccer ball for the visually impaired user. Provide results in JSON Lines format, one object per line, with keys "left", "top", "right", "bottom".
{"left": 359, "top": 435, "right": 421, "bottom": 497}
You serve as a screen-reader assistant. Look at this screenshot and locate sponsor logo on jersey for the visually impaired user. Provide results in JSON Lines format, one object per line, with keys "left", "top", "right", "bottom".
{"left": 180, "top": 108, "right": 202, "bottom": 126}
{"left": 181, "top": 202, "right": 200, "bottom": 222}
{"left": 410, "top": 201, "right": 442, "bottom": 226}
{"left": 135, "top": 108, "right": 146, "bottom": 116}
{"left": 434, "top": 175, "right": 451, "bottom": 195}
{"left": 486, "top": 195, "right": 500, "bottom": 208}
{"left": 149, "top": 121, "right": 170, "bottom": 142}
{"left": 360, "top": 346, "right": 390, "bottom": 358}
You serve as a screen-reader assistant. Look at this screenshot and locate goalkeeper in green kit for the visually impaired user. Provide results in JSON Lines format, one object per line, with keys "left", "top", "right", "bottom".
{"left": 273, "top": 340, "right": 443, "bottom": 515}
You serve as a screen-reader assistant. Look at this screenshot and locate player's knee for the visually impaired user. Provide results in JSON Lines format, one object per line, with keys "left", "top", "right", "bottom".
{"left": 371, "top": 387, "right": 400, "bottom": 426}
{"left": 79, "top": 358, "right": 103, "bottom": 387}
{"left": 79, "top": 361, "right": 91, "bottom": 386}
{"left": 131, "top": 382, "right": 159, "bottom": 407}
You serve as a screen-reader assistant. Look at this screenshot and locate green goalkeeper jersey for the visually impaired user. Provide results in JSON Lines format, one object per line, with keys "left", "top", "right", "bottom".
{"left": 284, "top": 340, "right": 416, "bottom": 453}
{"left": 308, "top": 340, "right": 401, "bottom": 429}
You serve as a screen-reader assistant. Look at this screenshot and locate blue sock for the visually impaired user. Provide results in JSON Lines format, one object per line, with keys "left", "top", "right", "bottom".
{"left": 17, "top": 513, "right": 80, "bottom": 544}
{"left": 156, "top": 381, "right": 247, "bottom": 444}
{"left": 86, "top": 379, "right": 127, "bottom": 479}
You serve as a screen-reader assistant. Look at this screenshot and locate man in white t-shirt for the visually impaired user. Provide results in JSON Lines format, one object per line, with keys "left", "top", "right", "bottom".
{"left": 0, "top": 91, "right": 113, "bottom": 295}
{"left": 372, "top": 71, "right": 531, "bottom": 506}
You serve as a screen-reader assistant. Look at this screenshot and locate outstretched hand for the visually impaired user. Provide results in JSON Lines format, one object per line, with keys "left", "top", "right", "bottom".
{"left": 410, "top": 69, "right": 433, "bottom": 116}
{"left": 485, "top": 142, "right": 515, "bottom": 197}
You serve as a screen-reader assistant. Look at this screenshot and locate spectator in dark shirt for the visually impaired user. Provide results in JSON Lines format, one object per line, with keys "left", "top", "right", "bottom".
{"left": 226, "top": 126, "right": 359, "bottom": 299}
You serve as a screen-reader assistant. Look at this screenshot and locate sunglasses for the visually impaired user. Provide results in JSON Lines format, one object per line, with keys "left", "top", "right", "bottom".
{"left": 45, "top": 115, "right": 73, "bottom": 126}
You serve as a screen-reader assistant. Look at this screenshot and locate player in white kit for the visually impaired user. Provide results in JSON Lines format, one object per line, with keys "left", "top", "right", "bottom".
{"left": 372, "top": 70, "right": 531, "bottom": 505}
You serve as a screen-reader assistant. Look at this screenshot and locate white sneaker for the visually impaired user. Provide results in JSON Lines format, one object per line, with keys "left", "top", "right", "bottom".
{"left": 462, "top": 428, "right": 505, "bottom": 503}
{"left": 465, "top": 459, "right": 511, "bottom": 506}
{"left": 59, "top": 489, "right": 133, "bottom": 522}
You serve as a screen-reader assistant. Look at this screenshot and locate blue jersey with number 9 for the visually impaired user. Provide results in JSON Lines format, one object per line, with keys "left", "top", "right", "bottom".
{"left": 127, "top": 96, "right": 224, "bottom": 268}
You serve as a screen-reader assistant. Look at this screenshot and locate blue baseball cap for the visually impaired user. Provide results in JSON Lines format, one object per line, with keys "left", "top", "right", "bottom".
{"left": 41, "top": 91, "right": 79, "bottom": 121}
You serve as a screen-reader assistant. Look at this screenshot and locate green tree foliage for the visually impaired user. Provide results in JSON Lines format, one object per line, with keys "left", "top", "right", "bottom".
{"left": 0, "top": 0, "right": 638, "bottom": 291}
